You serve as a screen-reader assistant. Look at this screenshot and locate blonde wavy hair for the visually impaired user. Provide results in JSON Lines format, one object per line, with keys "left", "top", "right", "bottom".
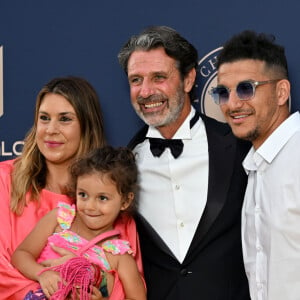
{"left": 11, "top": 76, "right": 106, "bottom": 214}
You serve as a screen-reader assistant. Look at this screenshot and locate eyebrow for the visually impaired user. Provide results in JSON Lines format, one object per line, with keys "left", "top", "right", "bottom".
{"left": 128, "top": 70, "right": 169, "bottom": 79}
{"left": 38, "top": 111, "right": 76, "bottom": 115}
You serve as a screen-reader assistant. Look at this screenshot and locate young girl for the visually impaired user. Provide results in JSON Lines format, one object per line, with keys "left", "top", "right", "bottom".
{"left": 11, "top": 146, "right": 146, "bottom": 300}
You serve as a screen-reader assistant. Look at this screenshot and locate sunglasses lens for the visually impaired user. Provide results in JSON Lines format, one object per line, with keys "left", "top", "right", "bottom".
{"left": 211, "top": 86, "right": 229, "bottom": 105}
{"left": 236, "top": 81, "right": 254, "bottom": 100}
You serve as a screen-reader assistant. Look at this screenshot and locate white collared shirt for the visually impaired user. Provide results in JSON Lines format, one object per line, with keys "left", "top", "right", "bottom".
{"left": 134, "top": 107, "right": 208, "bottom": 262}
{"left": 242, "top": 112, "right": 300, "bottom": 300}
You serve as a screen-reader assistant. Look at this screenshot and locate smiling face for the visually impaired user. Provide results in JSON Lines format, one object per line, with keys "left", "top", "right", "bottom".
{"left": 36, "top": 93, "right": 81, "bottom": 166}
{"left": 75, "top": 172, "right": 131, "bottom": 237}
{"left": 218, "top": 59, "right": 290, "bottom": 149}
{"left": 127, "top": 47, "right": 195, "bottom": 138}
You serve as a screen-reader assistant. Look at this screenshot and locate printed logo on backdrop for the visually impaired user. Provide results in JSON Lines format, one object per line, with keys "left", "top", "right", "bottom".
{"left": 0, "top": 46, "right": 3, "bottom": 118}
{"left": 193, "top": 47, "right": 225, "bottom": 122}
{"left": 0, "top": 46, "right": 24, "bottom": 160}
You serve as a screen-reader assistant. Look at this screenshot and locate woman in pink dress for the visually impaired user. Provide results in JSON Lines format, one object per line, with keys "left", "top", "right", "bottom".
{"left": 12, "top": 146, "right": 146, "bottom": 300}
{"left": 0, "top": 76, "right": 106, "bottom": 299}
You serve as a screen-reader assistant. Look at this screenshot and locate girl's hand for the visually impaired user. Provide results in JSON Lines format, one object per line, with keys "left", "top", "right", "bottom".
{"left": 38, "top": 269, "right": 61, "bottom": 298}
{"left": 90, "top": 286, "right": 108, "bottom": 300}
{"left": 40, "top": 244, "right": 76, "bottom": 267}
{"left": 72, "top": 286, "right": 107, "bottom": 300}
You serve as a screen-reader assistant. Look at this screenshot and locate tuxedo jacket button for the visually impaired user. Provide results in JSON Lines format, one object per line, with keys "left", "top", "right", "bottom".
{"left": 180, "top": 268, "right": 188, "bottom": 276}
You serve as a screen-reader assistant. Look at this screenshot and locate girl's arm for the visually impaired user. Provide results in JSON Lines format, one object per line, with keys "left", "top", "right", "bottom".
{"left": 117, "top": 253, "right": 146, "bottom": 300}
{"left": 11, "top": 209, "right": 58, "bottom": 280}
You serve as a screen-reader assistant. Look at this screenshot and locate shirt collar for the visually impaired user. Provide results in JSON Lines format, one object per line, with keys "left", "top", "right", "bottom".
{"left": 257, "top": 112, "right": 300, "bottom": 163}
{"left": 243, "top": 112, "right": 300, "bottom": 173}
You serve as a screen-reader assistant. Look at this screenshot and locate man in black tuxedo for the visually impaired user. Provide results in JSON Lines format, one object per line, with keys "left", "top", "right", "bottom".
{"left": 118, "top": 26, "right": 250, "bottom": 300}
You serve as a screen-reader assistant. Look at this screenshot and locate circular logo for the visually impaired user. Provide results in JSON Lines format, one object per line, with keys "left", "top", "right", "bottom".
{"left": 194, "top": 47, "right": 225, "bottom": 122}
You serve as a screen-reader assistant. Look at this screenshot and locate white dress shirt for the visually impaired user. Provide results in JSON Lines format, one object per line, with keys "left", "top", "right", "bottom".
{"left": 133, "top": 107, "right": 209, "bottom": 263}
{"left": 242, "top": 112, "right": 300, "bottom": 300}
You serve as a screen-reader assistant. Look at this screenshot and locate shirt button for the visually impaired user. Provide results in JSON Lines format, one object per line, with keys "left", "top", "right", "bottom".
{"left": 178, "top": 220, "right": 184, "bottom": 228}
{"left": 256, "top": 245, "right": 262, "bottom": 251}
{"left": 255, "top": 206, "right": 260, "bottom": 213}
{"left": 257, "top": 282, "right": 263, "bottom": 289}
{"left": 175, "top": 184, "right": 180, "bottom": 190}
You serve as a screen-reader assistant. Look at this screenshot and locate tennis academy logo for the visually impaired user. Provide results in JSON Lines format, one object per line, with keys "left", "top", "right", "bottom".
{"left": 194, "top": 47, "right": 225, "bottom": 122}
{"left": 0, "top": 46, "right": 3, "bottom": 118}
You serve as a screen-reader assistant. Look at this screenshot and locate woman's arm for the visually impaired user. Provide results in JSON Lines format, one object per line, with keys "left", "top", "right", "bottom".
{"left": 11, "top": 209, "right": 58, "bottom": 280}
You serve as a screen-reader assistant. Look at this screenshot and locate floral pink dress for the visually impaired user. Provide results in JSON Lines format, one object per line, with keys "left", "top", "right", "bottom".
{"left": 37, "top": 202, "right": 135, "bottom": 299}
{"left": 38, "top": 203, "right": 133, "bottom": 265}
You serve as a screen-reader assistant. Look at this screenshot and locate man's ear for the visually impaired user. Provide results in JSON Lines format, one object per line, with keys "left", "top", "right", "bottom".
{"left": 184, "top": 68, "right": 196, "bottom": 93}
{"left": 121, "top": 192, "right": 134, "bottom": 211}
{"left": 277, "top": 79, "right": 290, "bottom": 106}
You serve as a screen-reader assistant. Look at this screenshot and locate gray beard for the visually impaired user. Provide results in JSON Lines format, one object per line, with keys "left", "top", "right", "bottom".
{"left": 139, "top": 89, "right": 185, "bottom": 128}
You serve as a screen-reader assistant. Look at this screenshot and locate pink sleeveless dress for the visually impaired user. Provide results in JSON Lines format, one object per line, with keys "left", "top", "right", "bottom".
{"left": 33, "top": 202, "right": 142, "bottom": 299}
{"left": 38, "top": 203, "right": 133, "bottom": 267}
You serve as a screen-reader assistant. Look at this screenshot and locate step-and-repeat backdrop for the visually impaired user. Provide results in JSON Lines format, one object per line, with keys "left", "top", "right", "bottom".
{"left": 0, "top": 1, "right": 299, "bottom": 161}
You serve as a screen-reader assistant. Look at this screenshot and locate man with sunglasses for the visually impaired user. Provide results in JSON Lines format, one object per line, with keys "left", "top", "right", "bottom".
{"left": 118, "top": 26, "right": 251, "bottom": 300}
{"left": 212, "top": 30, "right": 300, "bottom": 300}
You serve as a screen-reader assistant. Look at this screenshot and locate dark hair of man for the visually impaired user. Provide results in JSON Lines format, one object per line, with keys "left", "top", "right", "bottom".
{"left": 217, "top": 30, "right": 289, "bottom": 79}
{"left": 118, "top": 25, "right": 198, "bottom": 80}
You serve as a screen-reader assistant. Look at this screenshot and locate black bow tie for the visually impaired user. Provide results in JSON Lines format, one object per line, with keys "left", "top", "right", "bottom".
{"left": 149, "top": 138, "right": 183, "bottom": 158}
{"left": 148, "top": 111, "right": 200, "bottom": 159}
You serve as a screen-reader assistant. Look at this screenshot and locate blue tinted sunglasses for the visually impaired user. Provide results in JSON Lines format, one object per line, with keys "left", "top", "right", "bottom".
{"left": 209, "top": 79, "right": 281, "bottom": 105}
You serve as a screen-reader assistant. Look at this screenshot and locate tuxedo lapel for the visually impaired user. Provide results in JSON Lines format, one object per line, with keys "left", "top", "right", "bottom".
{"left": 128, "top": 125, "right": 148, "bottom": 150}
{"left": 129, "top": 130, "right": 177, "bottom": 259}
{"left": 184, "top": 115, "right": 237, "bottom": 261}
{"left": 135, "top": 212, "right": 177, "bottom": 259}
